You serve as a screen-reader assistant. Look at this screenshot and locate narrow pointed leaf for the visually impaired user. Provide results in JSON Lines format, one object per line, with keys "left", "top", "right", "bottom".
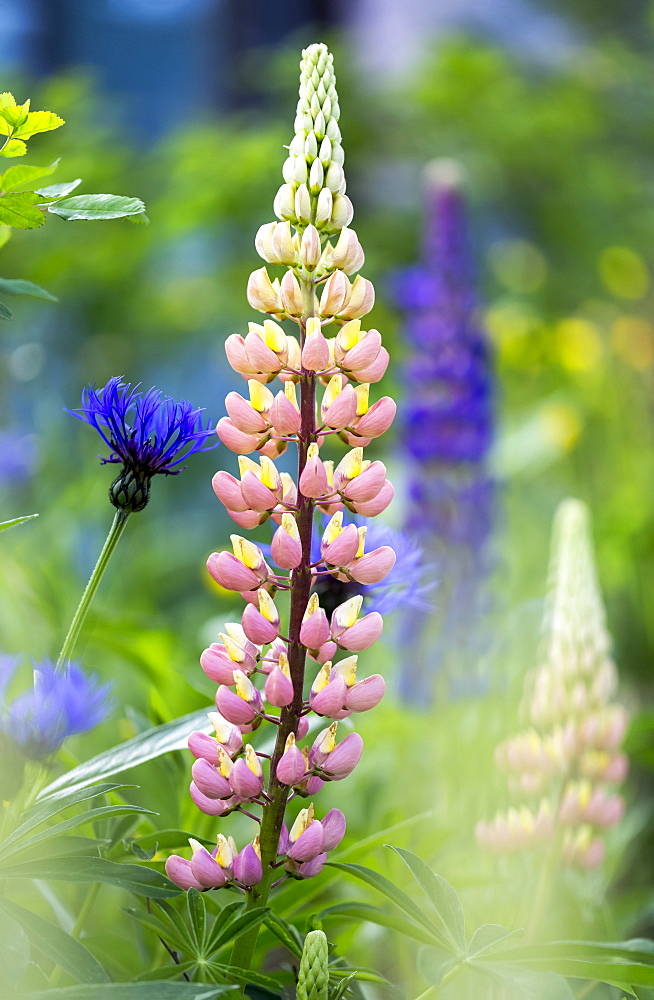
{"left": 0, "top": 277, "right": 57, "bottom": 300}
{"left": 0, "top": 804, "right": 155, "bottom": 862}
{"left": 210, "top": 906, "right": 269, "bottom": 953}
{"left": 1, "top": 856, "right": 179, "bottom": 898}
{"left": 0, "top": 513, "right": 37, "bottom": 530}
{"left": 209, "top": 964, "right": 282, "bottom": 991}
{"left": 387, "top": 847, "right": 466, "bottom": 952}
{"left": 319, "top": 901, "right": 437, "bottom": 945}
{"left": 26, "top": 985, "right": 237, "bottom": 999}
{"left": 0, "top": 299, "right": 11, "bottom": 318}
{"left": 6, "top": 783, "right": 131, "bottom": 846}
{"left": 186, "top": 888, "right": 206, "bottom": 953}
{"left": 0, "top": 896, "right": 109, "bottom": 983}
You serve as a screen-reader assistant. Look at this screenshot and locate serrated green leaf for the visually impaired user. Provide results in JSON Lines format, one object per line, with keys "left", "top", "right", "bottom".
{"left": 0, "top": 159, "right": 59, "bottom": 192}
{"left": 319, "top": 901, "right": 436, "bottom": 945}
{"left": 0, "top": 896, "right": 109, "bottom": 984}
{"left": 36, "top": 178, "right": 83, "bottom": 198}
{"left": 48, "top": 193, "right": 146, "bottom": 221}
{"left": 1, "top": 856, "right": 179, "bottom": 898}
{"left": 0, "top": 191, "right": 44, "bottom": 227}
{"left": 0, "top": 277, "right": 57, "bottom": 300}
{"left": 13, "top": 110, "right": 65, "bottom": 139}
{"left": 38, "top": 711, "right": 212, "bottom": 802}
{"left": 0, "top": 102, "right": 29, "bottom": 129}
{"left": 0, "top": 513, "right": 37, "bottom": 530}
{"left": 26, "top": 984, "right": 237, "bottom": 999}
{"left": 327, "top": 862, "right": 447, "bottom": 946}
{"left": 0, "top": 803, "right": 155, "bottom": 863}
{"left": 387, "top": 847, "right": 466, "bottom": 953}
{"left": 0, "top": 139, "right": 27, "bottom": 157}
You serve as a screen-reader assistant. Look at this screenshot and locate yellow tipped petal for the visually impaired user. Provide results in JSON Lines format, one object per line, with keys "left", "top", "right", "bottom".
{"left": 311, "top": 661, "right": 332, "bottom": 693}
{"left": 259, "top": 455, "right": 280, "bottom": 490}
{"left": 278, "top": 651, "right": 291, "bottom": 678}
{"left": 323, "top": 510, "right": 343, "bottom": 545}
{"left": 253, "top": 835, "right": 262, "bottom": 858}
{"left": 338, "top": 319, "right": 363, "bottom": 350}
{"left": 238, "top": 456, "right": 259, "bottom": 478}
{"left": 245, "top": 745, "right": 262, "bottom": 775}
{"left": 354, "top": 383, "right": 369, "bottom": 416}
{"left": 284, "top": 732, "right": 297, "bottom": 752}
{"left": 335, "top": 654, "right": 358, "bottom": 686}
{"left": 304, "top": 592, "right": 320, "bottom": 618}
{"left": 284, "top": 380, "right": 299, "bottom": 409}
{"left": 216, "top": 745, "right": 233, "bottom": 777}
{"left": 281, "top": 512, "right": 301, "bottom": 541}
{"left": 263, "top": 319, "right": 287, "bottom": 353}
{"left": 356, "top": 526, "right": 367, "bottom": 558}
{"left": 249, "top": 379, "right": 274, "bottom": 413}
{"left": 306, "top": 316, "right": 322, "bottom": 337}
{"left": 322, "top": 374, "right": 343, "bottom": 409}
{"left": 219, "top": 633, "right": 246, "bottom": 663}
{"left": 258, "top": 589, "right": 278, "bottom": 622}
{"left": 307, "top": 442, "right": 320, "bottom": 460}
{"left": 338, "top": 595, "right": 363, "bottom": 628}
{"left": 216, "top": 834, "right": 233, "bottom": 867}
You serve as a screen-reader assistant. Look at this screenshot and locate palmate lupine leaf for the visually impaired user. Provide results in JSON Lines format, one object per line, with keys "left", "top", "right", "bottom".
{"left": 0, "top": 856, "right": 178, "bottom": 898}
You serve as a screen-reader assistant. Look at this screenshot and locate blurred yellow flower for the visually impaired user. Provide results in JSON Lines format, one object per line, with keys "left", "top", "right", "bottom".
{"left": 540, "top": 402, "right": 582, "bottom": 452}
{"left": 611, "top": 315, "right": 654, "bottom": 370}
{"left": 599, "top": 246, "right": 648, "bottom": 300}
{"left": 555, "top": 317, "right": 603, "bottom": 371}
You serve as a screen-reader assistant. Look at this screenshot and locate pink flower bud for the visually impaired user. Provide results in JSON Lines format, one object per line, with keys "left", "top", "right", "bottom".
{"left": 299, "top": 445, "right": 329, "bottom": 498}
{"left": 188, "top": 731, "right": 221, "bottom": 765}
{"left": 216, "top": 417, "right": 261, "bottom": 454}
{"left": 201, "top": 647, "right": 239, "bottom": 685}
{"left": 165, "top": 855, "right": 204, "bottom": 891}
{"left": 216, "top": 677, "right": 262, "bottom": 726}
{"left": 295, "top": 853, "right": 328, "bottom": 878}
{"left": 341, "top": 461, "right": 387, "bottom": 503}
{"left": 272, "top": 515, "right": 303, "bottom": 569}
{"left": 225, "top": 334, "right": 256, "bottom": 377}
{"left": 270, "top": 391, "right": 301, "bottom": 435}
{"left": 264, "top": 663, "right": 295, "bottom": 707}
{"left": 300, "top": 594, "right": 331, "bottom": 648}
{"left": 313, "top": 640, "right": 338, "bottom": 664}
{"left": 321, "top": 808, "right": 346, "bottom": 850}
{"left": 229, "top": 757, "right": 264, "bottom": 800}
{"left": 288, "top": 819, "right": 325, "bottom": 861}
{"left": 226, "top": 508, "right": 266, "bottom": 530}
{"left": 352, "top": 480, "right": 394, "bottom": 517}
{"left": 302, "top": 326, "right": 331, "bottom": 372}
{"left": 280, "top": 270, "right": 304, "bottom": 317}
{"left": 322, "top": 383, "right": 358, "bottom": 430}
{"left": 225, "top": 391, "right": 269, "bottom": 434}
{"left": 189, "top": 782, "right": 235, "bottom": 817}
{"left": 346, "top": 674, "right": 386, "bottom": 711}
{"left": 242, "top": 591, "right": 280, "bottom": 645}
{"left": 320, "top": 270, "right": 350, "bottom": 317}
{"left": 207, "top": 711, "right": 244, "bottom": 755}
{"left": 247, "top": 267, "right": 282, "bottom": 314}
{"left": 277, "top": 738, "right": 307, "bottom": 786}
{"left": 321, "top": 524, "right": 360, "bottom": 567}
{"left": 244, "top": 331, "right": 283, "bottom": 375}
{"left": 354, "top": 346, "right": 389, "bottom": 384}
{"left": 212, "top": 471, "right": 249, "bottom": 512}
{"left": 337, "top": 329, "right": 381, "bottom": 371}
{"left": 239, "top": 471, "right": 280, "bottom": 513}
{"left": 354, "top": 397, "right": 396, "bottom": 438}
{"left": 340, "top": 275, "right": 374, "bottom": 319}
{"left": 190, "top": 843, "right": 229, "bottom": 888}
{"left": 310, "top": 674, "right": 347, "bottom": 717}
{"left": 338, "top": 612, "right": 383, "bottom": 652}
{"left": 322, "top": 732, "right": 364, "bottom": 779}
{"left": 191, "top": 758, "right": 233, "bottom": 799}
{"left": 349, "top": 546, "right": 396, "bottom": 585}
{"left": 297, "top": 715, "right": 310, "bottom": 739}
{"left": 207, "top": 552, "right": 260, "bottom": 592}
{"left": 278, "top": 824, "right": 290, "bottom": 855}
{"left": 234, "top": 843, "right": 263, "bottom": 887}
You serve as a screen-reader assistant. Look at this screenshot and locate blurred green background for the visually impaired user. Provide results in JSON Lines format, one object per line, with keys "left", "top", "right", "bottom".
{"left": 1, "top": 1, "right": 654, "bottom": 993}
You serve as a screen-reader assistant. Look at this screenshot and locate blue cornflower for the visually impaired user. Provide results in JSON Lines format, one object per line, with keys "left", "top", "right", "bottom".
{"left": 0, "top": 656, "right": 112, "bottom": 760}
{"left": 68, "top": 376, "right": 216, "bottom": 512}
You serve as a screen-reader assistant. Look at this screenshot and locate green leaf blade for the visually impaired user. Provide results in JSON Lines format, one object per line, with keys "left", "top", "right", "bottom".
{"left": 48, "top": 193, "right": 146, "bottom": 221}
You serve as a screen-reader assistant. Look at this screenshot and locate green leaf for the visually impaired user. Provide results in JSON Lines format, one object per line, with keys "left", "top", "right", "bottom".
{"left": 467, "top": 924, "right": 523, "bottom": 957}
{"left": 134, "top": 961, "right": 198, "bottom": 982}
{"left": 0, "top": 901, "right": 30, "bottom": 992}
{"left": 209, "top": 964, "right": 283, "bottom": 991}
{"left": 13, "top": 110, "right": 65, "bottom": 139}
{"left": 25, "top": 985, "right": 237, "bottom": 999}
{"left": 124, "top": 907, "right": 194, "bottom": 956}
{"left": 0, "top": 896, "right": 109, "bottom": 984}
{"left": 6, "top": 783, "right": 131, "bottom": 847}
{"left": 0, "top": 191, "right": 45, "bottom": 227}
{"left": 262, "top": 912, "right": 303, "bottom": 959}
{"left": 319, "top": 901, "right": 437, "bottom": 945}
{"left": 0, "top": 513, "right": 37, "bottom": 530}
{"left": 0, "top": 803, "right": 155, "bottom": 862}
{"left": 0, "top": 277, "right": 57, "bottom": 300}
{"left": 327, "top": 861, "right": 447, "bottom": 946}
{"left": 209, "top": 906, "right": 269, "bottom": 953}
{"left": 329, "top": 973, "right": 356, "bottom": 1000}
{"left": 0, "top": 159, "right": 59, "bottom": 192}
{"left": 387, "top": 847, "right": 466, "bottom": 952}
{"left": 1, "top": 856, "right": 179, "bottom": 898}
{"left": 38, "top": 711, "right": 212, "bottom": 801}
{"left": 186, "top": 888, "right": 206, "bottom": 954}
{"left": 243, "top": 989, "right": 282, "bottom": 1000}
{"left": 0, "top": 139, "right": 27, "bottom": 158}
{"left": 36, "top": 179, "right": 83, "bottom": 198}
{"left": 0, "top": 298, "right": 11, "bottom": 318}
{"left": 48, "top": 193, "right": 146, "bottom": 221}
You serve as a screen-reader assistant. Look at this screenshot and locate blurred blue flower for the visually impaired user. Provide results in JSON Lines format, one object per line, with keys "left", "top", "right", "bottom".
{"left": 0, "top": 427, "right": 38, "bottom": 488}
{"left": 393, "top": 162, "right": 495, "bottom": 703}
{"left": 0, "top": 656, "right": 112, "bottom": 760}
{"left": 68, "top": 376, "right": 216, "bottom": 511}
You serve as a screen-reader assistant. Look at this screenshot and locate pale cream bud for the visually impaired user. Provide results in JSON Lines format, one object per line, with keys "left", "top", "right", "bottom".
{"left": 294, "top": 183, "right": 312, "bottom": 225}
{"left": 293, "top": 156, "right": 308, "bottom": 185}
{"left": 280, "top": 271, "right": 304, "bottom": 317}
{"left": 309, "top": 157, "right": 324, "bottom": 195}
{"left": 255, "top": 221, "right": 276, "bottom": 263}
{"left": 331, "top": 227, "right": 364, "bottom": 274}
{"left": 324, "top": 161, "right": 345, "bottom": 194}
{"left": 272, "top": 221, "right": 296, "bottom": 265}
{"left": 320, "top": 270, "right": 350, "bottom": 316}
{"left": 340, "top": 275, "right": 374, "bottom": 319}
{"left": 274, "top": 183, "right": 296, "bottom": 222}
{"left": 315, "top": 187, "right": 333, "bottom": 228}
{"left": 299, "top": 225, "right": 321, "bottom": 271}
{"left": 330, "top": 193, "right": 354, "bottom": 230}
{"left": 247, "top": 267, "right": 282, "bottom": 314}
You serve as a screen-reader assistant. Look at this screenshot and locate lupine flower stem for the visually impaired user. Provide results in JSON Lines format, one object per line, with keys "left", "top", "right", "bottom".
{"left": 229, "top": 275, "right": 317, "bottom": 983}
{"left": 56, "top": 510, "right": 130, "bottom": 672}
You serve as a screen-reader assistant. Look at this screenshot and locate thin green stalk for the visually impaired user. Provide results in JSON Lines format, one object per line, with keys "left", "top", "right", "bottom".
{"left": 56, "top": 510, "right": 130, "bottom": 671}
{"left": 49, "top": 882, "right": 101, "bottom": 986}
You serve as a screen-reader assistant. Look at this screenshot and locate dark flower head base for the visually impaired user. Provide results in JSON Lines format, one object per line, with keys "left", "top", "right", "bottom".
{"left": 69, "top": 377, "right": 216, "bottom": 512}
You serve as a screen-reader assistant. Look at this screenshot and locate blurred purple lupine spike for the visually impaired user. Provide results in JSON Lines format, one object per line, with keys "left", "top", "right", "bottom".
{"left": 395, "top": 160, "right": 495, "bottom": 704}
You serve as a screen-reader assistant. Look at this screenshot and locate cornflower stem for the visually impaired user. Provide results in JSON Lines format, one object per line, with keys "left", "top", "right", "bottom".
{"left": 228, "top": 274, "right": 317, "bottom": 990}
{"left": 56, "top": 510, "right": 130, "bottom": 672}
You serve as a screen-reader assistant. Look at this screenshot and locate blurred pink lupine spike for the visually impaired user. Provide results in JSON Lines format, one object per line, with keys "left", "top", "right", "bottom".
{"left": 477, "top": 499, "right": 629, "bottom": 872}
